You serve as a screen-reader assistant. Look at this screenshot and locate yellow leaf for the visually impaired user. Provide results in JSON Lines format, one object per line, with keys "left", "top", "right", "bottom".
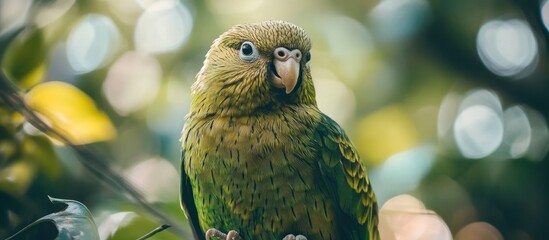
{"left": 356, "top": 105, "right": 419, "bottom": 165}
{"left": 25, "top": 81, "right": 116, "bottom": 145}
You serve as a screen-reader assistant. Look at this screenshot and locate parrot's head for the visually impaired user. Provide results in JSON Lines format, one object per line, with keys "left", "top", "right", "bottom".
{"left": 191, "top": 20, "right": 316, "bottom": 116}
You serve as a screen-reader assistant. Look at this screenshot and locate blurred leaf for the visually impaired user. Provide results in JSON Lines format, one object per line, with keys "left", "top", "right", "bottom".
{"left": 25, "top": 81, "right": 116, "bottom": 145}
{"left": 6, "top": 196, "right": 99, "bottom": 240}
{"left": 0, "top": 161, "right": 37, "bottom": 198}
{"left": 21, "top": 63, "right": 46, "bottom": 89}
{"left": 2, "top": 29, "right": 47, "bottom": 89}
{"left": 97, "top": 211, "right": 137, "bottom": 240}
{"left": 22, "top": 136, "right": 62, "bottom": 179}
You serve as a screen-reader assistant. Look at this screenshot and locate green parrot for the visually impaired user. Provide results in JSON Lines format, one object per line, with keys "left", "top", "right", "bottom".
{"left": 180, "top": 20, "right": 379, "bottom": 240}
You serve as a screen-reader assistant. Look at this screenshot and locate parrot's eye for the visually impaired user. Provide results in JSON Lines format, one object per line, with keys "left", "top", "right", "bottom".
{"left": 239, "top": 41, "right": 259, "bottom": 62}
{"left": 305, "top": 52, "right": 311, "bottom": 62}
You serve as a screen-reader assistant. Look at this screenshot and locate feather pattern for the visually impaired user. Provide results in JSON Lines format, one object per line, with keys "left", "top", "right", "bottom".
{"left": 180, "top": 20, "right": 378, "bottom": 240}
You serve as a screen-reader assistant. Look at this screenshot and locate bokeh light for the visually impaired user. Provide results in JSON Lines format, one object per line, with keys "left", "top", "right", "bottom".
{"left": 146, "top": 78, "right": 190, "bottom": 135}
{"left": 369, "top": 0, "right": 430, "bottom": 42}
{"left": 453, "top": 89, "right": 503, "bottom": 159}
{"left": 502, "top": 106, "right": 531, "bottom": 159}
{"left": 134, "top": 0, "right": 193, "bottom": 54}
{"left": 102, "top": 52, "right": 162, "bottom": 115}
{"left": 370, "top": 145, "right": 435, "bottom": 203}
{"left": 314, "top": 16, "right": 373, "bottom": 83}
{"left": 476, "top": 19, "right": 538, "bottom": 78}
{"left": 66, "top": 14, "right": 121, "bottom": 74}
{"left": 3, "top": 1, "right": 549, "bottom": 239}
{"left": 0, "top": 0, "right": 31, "bottom": 35}
{"left": 379, "top": 194, "right": 452, "bottom": 240}
{"left": 458, "top": 88, "right": 502, "bottom": 112}
{"left": 123, "top": 158, "right": 179, "bottom": 203}
{"left": 46, "top": 43, "right": 76, "bottom": 83}
{"left": 313, "top": 70, "right": 356, "bottom": 127}
{"left": 107, "top": 0, "right": 142, "bottom": 25}
{"left": 34, "top": 0, "right": 75, "bottom": 28}
{"left": 522, "top": 107, "right": 549, "bottom": 161}
{"left": 441, "top": 88, "right": 549, "bottom": 161}
{"left": 455, "top": 222, "right": 503, "bottom": 240}
{"left": 356, "top": 105, "right": 419, "bottom": 164}
{"left": 541, "top": 0, "right": 549, "bottom": 31}
{"left": 454, "top": 105, "right": 503, "bottom": 159}
{"left": 206, "top": 0, "right": 264, "bottom": 14}
{"left": 437, "top": 92, "right": 462, "bottom": 140}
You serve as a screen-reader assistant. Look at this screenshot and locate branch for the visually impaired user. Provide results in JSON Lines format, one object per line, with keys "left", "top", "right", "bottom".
{"left": 137, "top": 224, "right": 171, "bottom": 240}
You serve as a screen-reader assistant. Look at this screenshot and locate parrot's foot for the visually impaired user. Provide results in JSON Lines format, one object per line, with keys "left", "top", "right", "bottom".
{"left": 205, "top": 228, "right": 240, "bottom": 240}
{"left": 282, "top": 234, "right": 307, "bottom": 240}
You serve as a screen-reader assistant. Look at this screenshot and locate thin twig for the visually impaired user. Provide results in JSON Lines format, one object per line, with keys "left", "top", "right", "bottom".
{"left": 136, "top": 224, "right": 171, "bottom": 240}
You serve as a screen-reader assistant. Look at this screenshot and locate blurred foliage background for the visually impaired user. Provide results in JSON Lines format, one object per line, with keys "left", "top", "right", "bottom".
{"left": 1, "top": 0, "right": 548, "bottom": 239}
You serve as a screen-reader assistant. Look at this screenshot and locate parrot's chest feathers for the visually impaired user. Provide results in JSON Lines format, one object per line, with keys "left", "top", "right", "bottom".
{"left": 183, "top": 106, "right": 337, "bottom": 235}
{"left": 184, "top": 105, "right": 320, "bottom": 170}
{"left": 185, "top": 107, "right": 319, "bottom": 176}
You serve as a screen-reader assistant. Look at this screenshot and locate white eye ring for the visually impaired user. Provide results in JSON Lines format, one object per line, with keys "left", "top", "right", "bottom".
{"left": 239, "top": 41, "right": 259, "bottom": 62}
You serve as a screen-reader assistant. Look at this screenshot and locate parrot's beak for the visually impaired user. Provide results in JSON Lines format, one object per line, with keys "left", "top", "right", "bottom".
{"left": 271, "top": 47, "right": 302, "bottom": 94}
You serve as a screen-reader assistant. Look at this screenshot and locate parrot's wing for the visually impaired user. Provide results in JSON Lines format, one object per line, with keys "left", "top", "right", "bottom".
{"left": 316, "top": 113, "right": 379, "bottom": 240}
{"left": 180, "top": 150, "right": 205, "bottom": 240}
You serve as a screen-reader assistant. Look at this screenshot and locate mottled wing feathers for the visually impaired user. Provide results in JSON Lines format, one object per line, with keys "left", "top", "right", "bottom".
{"left": 180, "top": 150, "right": 205, "bottom": 240}
{"left": 317, "top": 113, "right": 379, "bottom": 240}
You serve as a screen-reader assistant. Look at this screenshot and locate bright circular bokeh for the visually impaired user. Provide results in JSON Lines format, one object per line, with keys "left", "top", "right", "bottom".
{"left": 502, "top": 106, "right": 531, "bottom": 159}
{"left": 134, "top": 0, "right": 193, "bottom": 54}
{"left": 522, "top": 107, "right": 549, "bottom": 161}
{"left": 102, "top": 52, "right": 162, "bottom": 115}
{"left": 455, "top": 222, "right": 503, "bottom": 240}
{"left": 66, "top": 14, "right": 121, "bottom": 74}
{"left": 453, "top": 89, "right": 504, "bottom": 159}
{"left": 454, "top": 105, "right": 503, "bottom": 159}
{"left": 541, "top": 0, "right": 549, "bottom": 31}
{"left": 379, "top": 194, "right": 452, "bottom": 240}
{"left": 313, "top": 69, "right": 356, "bottom": 127}
{"left": 476, "top": 19, "right": 538, "bottom": 78}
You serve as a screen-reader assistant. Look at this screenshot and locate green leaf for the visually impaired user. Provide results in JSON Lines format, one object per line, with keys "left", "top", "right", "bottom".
{"left": 6, "top": 196, "right": 100, "bottom": 240}
{"left": 2, "top": 29, "right": 47, "bottom": 89}
{"left": 23, "top": 136, "right": 62, "bottom": 180}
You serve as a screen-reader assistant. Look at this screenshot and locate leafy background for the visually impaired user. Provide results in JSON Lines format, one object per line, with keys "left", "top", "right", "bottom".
{"left": 1, "top": 0, "right": 548, "bottom": 239}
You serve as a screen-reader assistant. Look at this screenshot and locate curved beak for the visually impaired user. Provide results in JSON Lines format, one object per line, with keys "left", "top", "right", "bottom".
{"left": 271, "top": 47, "right": 302, "bottom": 94}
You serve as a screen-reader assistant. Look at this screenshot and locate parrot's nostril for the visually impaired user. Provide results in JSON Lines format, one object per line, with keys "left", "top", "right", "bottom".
{"left": 290, "top": 49, "right": 302, "bottom": 61}
{"left": 275, "top": 47, "right": 302, "bottom": 61}
{"left": 277, "top": 50, "right": 286, "bottom": 58}
{"left": 274, "top": 47, "right": 291, "bottom": 60}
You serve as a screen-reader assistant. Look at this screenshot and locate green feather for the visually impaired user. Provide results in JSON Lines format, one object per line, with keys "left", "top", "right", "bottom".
{"left": 316, "top": 114, "right": 379, "bottom": 240}
{"left": 180, "top": 20, "right": 379, "bottom": 240}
